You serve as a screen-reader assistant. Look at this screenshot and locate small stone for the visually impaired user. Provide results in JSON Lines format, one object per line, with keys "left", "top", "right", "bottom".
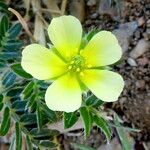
{"left": 136, "top": 80, "right": 146, "bottom": 90}
{"left": 90, "top": 13, "right": 98, "bottom": 19}
{"left": 127, "top": 57, "right": 137, "bottom": 66}
{"left": 137, "top": 17, "right": 145, "bottom": 26}
{"left": 113, "top": 21, "right": 138, "bottom": 53}
{"left": 129, "top": 39, "right": 149, "bottom": 59}
{"left": 147, "top": 19, "right": 150, "bottom": 28}
{"left": 87, "top": 0, "right": 97, "bottom": 6}
{"left": 137, "top": 57, "right": 149, "bottom": 66}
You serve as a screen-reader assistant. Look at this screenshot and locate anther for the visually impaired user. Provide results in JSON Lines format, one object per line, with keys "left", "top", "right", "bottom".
{"left": 87, "top": 64, "right": 92, "bottom": 68}
{"left": 68, "top": 66, "right": 72, "bottom": 70}
{"left": 79, "top": 50, "right": 83, "bottom": 54}
{"left": 80, "top": 72, "right": 84, "bottom": 76}
{"left": 71, "top": 60, "right": 74, "bottom": 64}
{"left": 76, "top": 68, "right": 80, "bottom": 72}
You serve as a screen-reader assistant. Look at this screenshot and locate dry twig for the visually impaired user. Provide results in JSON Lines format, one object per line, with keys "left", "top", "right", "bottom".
{"left": 8, "top": 8, "right": 36, "bottom": 42}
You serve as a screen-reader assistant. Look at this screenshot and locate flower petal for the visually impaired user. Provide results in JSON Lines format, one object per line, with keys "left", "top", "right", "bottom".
{"left": 45, "top": 73, "right": 82, "bottom": 112}
{"left": 48, "top": 15, "right": 82, "bottom": 59}
{"left": 82, "top": 31, "right": 122, "bottom": 67}
{"left": 21, "top": 44, "right": 67, "bottom": 80}
{"left": 81, "top": 69, "right": 124, "bottom": 102}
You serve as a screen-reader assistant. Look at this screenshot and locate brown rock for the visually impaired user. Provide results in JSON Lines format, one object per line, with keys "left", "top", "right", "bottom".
{"left": 129, "top": 39, "right": 149, "bottom": 59}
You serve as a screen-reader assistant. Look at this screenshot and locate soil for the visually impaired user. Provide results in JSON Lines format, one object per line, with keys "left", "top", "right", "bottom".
{"left": 64, "top": 0, "right": 150, "bottom": 149}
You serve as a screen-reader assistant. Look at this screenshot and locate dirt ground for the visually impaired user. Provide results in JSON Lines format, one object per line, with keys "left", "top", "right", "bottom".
{"left": 64, "top": 0, "right": 150, "bottom": 149}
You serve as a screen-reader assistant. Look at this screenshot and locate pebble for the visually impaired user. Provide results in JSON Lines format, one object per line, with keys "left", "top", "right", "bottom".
{"left": 137, "top": 17, "right": 145, "bottom": 26}
{"left": 137, "top": 57, "right": 149, "bottom": 66}
{"left": 113, "top": 21, "right": 138, "bottom": 53}
{"left": 90, "top": 13, "right": 98, "bottom": 19}
{"left": 136, "top": 80, "right": 146, "bottom": 90}
{"left": 129, "top": 39, "right": 149, "bottom": 59}
{"left": 147, "top": 19, "right": 150, "bottom": 28}
{"left": 127, "top": 57, "right": 137, "bottom": 66}
{"left": 87, "top": 0, "right": 97, "bottom": 6}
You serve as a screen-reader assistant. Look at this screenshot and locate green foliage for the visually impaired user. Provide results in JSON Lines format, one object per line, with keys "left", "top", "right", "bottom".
{"left": 2, "top": 71, "right": 17, "bottom": 88}
{"left": 0, "top": 14, "right": 9, "bottom": 36}
{"left": 85, "top": 94, "right": 104, "bottom": 107}
{"left": 36, "top": 105, "right": 42, "bottom": 130}
{"left": 0, "top": 13, "right": 22, "bottom": 62}
{"left": 0, "top": 107, "right": 11, "bottom": 136}
{"left": 22, "top": 81, "right": 35, "bottom": 99}
{"left": 114, "top": 113, "right": 132, "bottom": 150}
{"left": 30, "top": 128, "right": 59, "bottom": 140}
{"left": 15, "top": 122, "right": 22, "bottom": 150}
{"left": 93, "top": 115, "right": 112, "bottom": 141}
{"left": 38, "top": 101, "right": 57, "bottom": 122}
{"left": 80, "top": 106, "right": 92, "bottom": 138}
{"left": 0, "top": 2, "right": 9, "bottom": 15}
{"left": 11, "top": 63, "right": 32, "bottom": 79}
{"left": 64, "top": 111, "right": 78, "bottom": 129}
{"left": 26, "top": 135, "right": 33, "bottom": 150}
{"left": 0, "top": 94, "right": 3, "bottom": 103}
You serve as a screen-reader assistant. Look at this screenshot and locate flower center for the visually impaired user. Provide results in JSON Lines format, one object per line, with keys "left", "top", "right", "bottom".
{"left": 68, "top": 55, "right": 85, "bottom": 73}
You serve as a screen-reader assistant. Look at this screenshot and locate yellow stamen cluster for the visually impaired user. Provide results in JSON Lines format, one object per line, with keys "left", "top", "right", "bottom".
{"left": 67, "top": 55, "right": 85, "bottom": 75}
{"left": 67, "top": 54, "right": 92, "bottom": 76}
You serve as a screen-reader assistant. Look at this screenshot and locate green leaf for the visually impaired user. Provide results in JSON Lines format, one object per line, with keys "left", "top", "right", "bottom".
{"left": 11, "top": 63, "right": 32, "bottom": 79}
{"left": 26, "top": 135, "right": 33, "bottom": 150}
{"left": 64, "top": 112, "right": 78, "bottom": 129}
{"left": 0, "top": 107, "right": 11, "bottom": 136}
{"left": 20, "top": 113, "right": 37, "bottom": 126}
{"left": 2, "top": 71, "right": 16, "bottom": 87}
{"left": 86, "top": 95, "right": 104, "bottom": 107}
{"left": 12, "top": 100, "right": 27, "bottom": 113}
{"left": 86, "top": 29, "right": 99, "bottom": 42}
{"left": 38, "top": 101, "right": 57, "bottom": 122}
{"left": 4, "top": 40, "right": 23, "bottom": 50}
{"left": 15, "top": 122, "right": 22, "bottom": 150}
{"left": 0, "top": 2, "right": 9, "bottom": 15}
{"left": 109, "top": 123, "right": 140, "bottom": 132}
{"left": 114, "top": 113, "right": 132, "bottom": 150}
{"left": 22, "top": 81, "right": 35, "bottom": 99}
{"left": 0, "top": 52, "right": 19, "bottom": 60}
{"left": 80, "top": 107, "right": 92, "bottom": 138}
{"left": 8, "top": 23, "right": 22, "bottom": 38}
{"left": 25, "top": 93, "right": 36, "bottom": 110}
{"left": 0, "top": 15, "right": 9, "bottom": 36}
{"left": 0, "top": 60, "right": 6, "bottom": 68}
{"left": 39, "top": 140, "right": 57, "bottom": 148}
{"left": 30, "top": 128, "right": 59, "bottom": 140}
{"left": 71, "top": 143, "right": 96, "bottom": 150}
{"left": 6, "top": 87, "right": 23, "bottom": 97}
{"left": 0, "top": 103, "right": 4, "bottom": 111}
{"left": 93, "top": 115, "right": 112, "bottom": 141}
{"left": 0, "top": 94, "right": 3, "bottom": 103}
{"left": 36, "top": 105, "right": 42, "bottom": 131}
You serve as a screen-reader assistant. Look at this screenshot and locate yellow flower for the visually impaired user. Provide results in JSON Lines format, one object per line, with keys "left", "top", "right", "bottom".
{"left": 21, "top": 16, "right": 124, "bottom": 112}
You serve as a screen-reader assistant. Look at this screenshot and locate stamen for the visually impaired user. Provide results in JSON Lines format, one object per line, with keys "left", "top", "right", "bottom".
{"left": 80, "top": 72, "right": 84, "bottom": 76}
{"left": 76, "top": 68, "right": 80, "bottom": 72}
{"left": 71, "top": 60, "right": 74, "bottom": 64}
{"left": 79, "top": 50, "right": 83, "bottom": 54}
{"left": 87, "top": 64, "right": 92, "bottom": 68}
{"left": 68, "top": 66, "right": 72, "bottom": 70}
